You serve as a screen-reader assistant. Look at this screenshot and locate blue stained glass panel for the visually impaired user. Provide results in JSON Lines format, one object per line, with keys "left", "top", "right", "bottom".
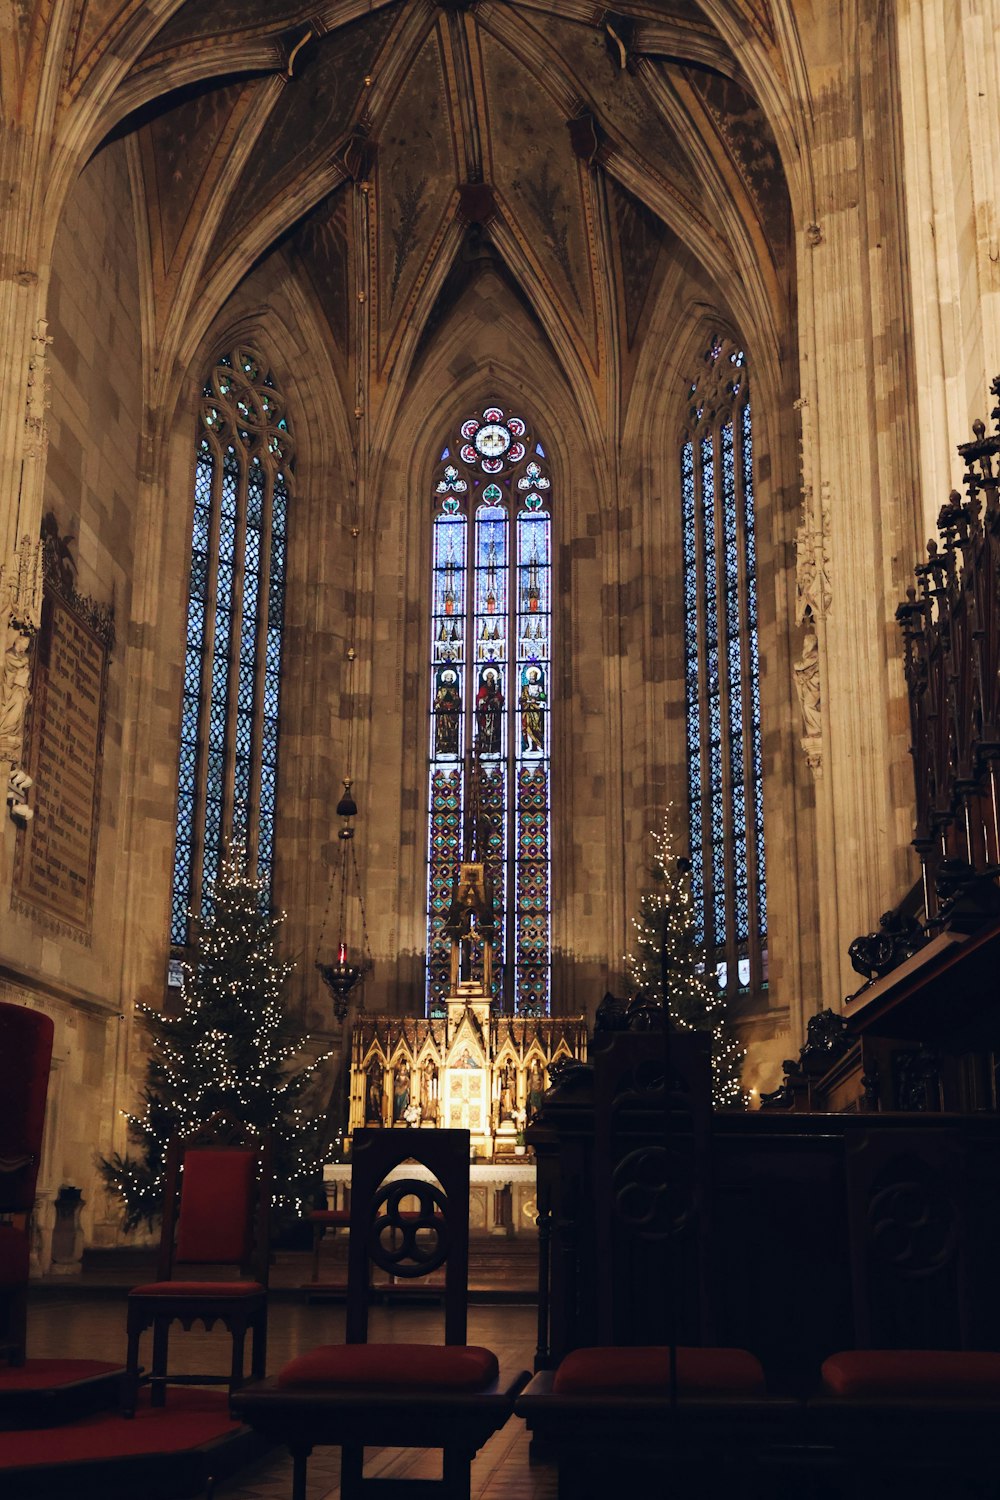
{"left": 426, "top": 416, "right": 552, "bottom": 1016}
{"left": 722, "top": 421, "right": 749, "bottom": 945}
{"left": 257, "top": 473, "right": 288, "bottom": 901}
{"left": 700, "top": 433, "right": 726, "bottom": 955}
{"left": 171, "top": 449, "right": 214, "bottom": 945}
{"left": 682, "top": 361, "right": 766, "bottom": 996}
{"left": 741, "top": 403, "right": 766, "bottom": 940}
{"left": 514, "top": 503, "right": 551, "bottom": 1013}
{"left": 681, "top": 440, "right": 704, "bottom": 944}
{"left": 171, "top": 352, "right": 293, "bottom": 948}
{"left": 474, "top": 503, "right": 507, "bottom": 782}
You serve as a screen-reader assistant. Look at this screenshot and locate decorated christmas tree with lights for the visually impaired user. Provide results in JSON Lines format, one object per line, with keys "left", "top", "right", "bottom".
{"left": 627, "top": 809, "right": 746, "bottom": 1108}
{"left": 103, "top": 848, "right": 328, "bottom": 1230}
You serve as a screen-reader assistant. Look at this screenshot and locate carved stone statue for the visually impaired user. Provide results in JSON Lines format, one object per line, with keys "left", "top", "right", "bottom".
{"left": 527, "top": 1058, "right": 546, "bottom": 1119}
{"left": 0, "top": 623, "right": 33, "bottom": 765}
{"left": 499, "top": 1057, "right": 517, "bottom": 1122}
{"left": 393, "top": 1060, "right": 410, "bottom": 1122}
{"left": 793, "top": 629, "right": 822, "bottom": 740}
{"left": 420, "top": 1058, "right": 439, "bottom": 1122}
{"left": 365, "top": 1057, "right": 384, "bottom": 1125}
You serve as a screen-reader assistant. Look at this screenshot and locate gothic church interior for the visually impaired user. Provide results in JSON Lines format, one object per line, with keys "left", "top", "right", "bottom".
{"left": 2, "top": 0, "right": 1000, "bottom": 1491}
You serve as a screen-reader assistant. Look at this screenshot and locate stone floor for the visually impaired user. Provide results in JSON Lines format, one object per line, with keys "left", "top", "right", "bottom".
{"left": 25, "top": 1283, "right": 554, "bottom": 1499}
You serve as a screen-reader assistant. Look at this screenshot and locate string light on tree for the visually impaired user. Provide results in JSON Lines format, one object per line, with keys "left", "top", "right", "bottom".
{"left": 102, "top": 846, "right": 331, "bottom": 1228}
{"left": 626, "top": 806, "right": 747, "bottom": 1108}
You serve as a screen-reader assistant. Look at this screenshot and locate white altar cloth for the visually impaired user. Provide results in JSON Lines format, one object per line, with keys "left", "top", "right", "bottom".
{"left": 322, "top": 1160, "right": 538, "bottom": 1234}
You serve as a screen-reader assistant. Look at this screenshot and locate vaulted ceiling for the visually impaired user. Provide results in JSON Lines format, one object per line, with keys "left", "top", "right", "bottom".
{"left": 17, "top": 0, "right": 796, "bottom": 431}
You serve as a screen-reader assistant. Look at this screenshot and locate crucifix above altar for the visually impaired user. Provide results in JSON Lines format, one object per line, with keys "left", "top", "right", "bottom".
{"left": 442, "top": 860, "right": 495, "bottom": 1021}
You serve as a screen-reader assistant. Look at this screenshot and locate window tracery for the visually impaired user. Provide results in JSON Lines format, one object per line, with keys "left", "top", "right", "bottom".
{"left": 681, "top": 336, "right": 767, "bottom": 995}
{"left": 427, "top": 406, "right": 552, "bottom": 1017}
{"left": 170, "top": 347, "right": 294, "bottom": 947}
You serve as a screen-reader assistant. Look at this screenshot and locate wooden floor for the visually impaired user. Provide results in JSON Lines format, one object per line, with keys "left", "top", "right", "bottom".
{"left": 25, "top": 1290, "right": 555, "bottom": 1499}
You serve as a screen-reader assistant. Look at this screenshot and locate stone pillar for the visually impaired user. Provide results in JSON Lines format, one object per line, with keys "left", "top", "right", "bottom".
{"left": 793, "top": 4, "right": 922, "bottom": 1006}
{"left": 896, "top": 0, "right": 1000, "bottom": 532}
{"left": 0, "top": 121, "right": 50, "bottom": 820}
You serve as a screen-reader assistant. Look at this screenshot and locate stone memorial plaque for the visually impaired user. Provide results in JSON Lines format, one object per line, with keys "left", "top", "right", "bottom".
{"left": 13, "top": 590, "right": 110, "bottom": 943}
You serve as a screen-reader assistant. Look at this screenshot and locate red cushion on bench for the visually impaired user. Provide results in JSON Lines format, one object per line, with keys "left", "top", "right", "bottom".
{"left": 821, "top": 1350, "right": 1000, "bottom": 1399}
{"left": 129, "top": 1280, "right": 265, "bottom": 1298}
{"left": 0, "top": 1224, "right": 29, "bottom": 1285}
{"left": 307, "top": 1210, "right": 351, "bottom": 1224}
{"left": 553, "top": 1345, "right": 766, "bottom": 1397}
{"left": 277, "top": 1343, "right": 500, "bottom": 1391}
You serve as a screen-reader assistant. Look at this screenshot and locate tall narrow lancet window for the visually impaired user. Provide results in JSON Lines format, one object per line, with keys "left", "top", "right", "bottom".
{"left": 170, "top": 347, "right": 294, "bottom": 947}
{"left": 681, "top": 336, "right": 767, "bottom": 996}
{"left": 426, "top": 407, "right": 552, "bottom": 1017}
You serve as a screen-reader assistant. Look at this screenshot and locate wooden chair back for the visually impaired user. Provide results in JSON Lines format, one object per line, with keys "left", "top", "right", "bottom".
{"left": 844, "top": 1126, "right": 970, "bottom": 1350}
{"left": 346, "top": 1128, "right": 470, "bottom": 1346}
{"left": 157, "top": 1113, "right": 271, "bottom": 1285}
{"left": 592, "top": 1029, "right": 713, "bottom": 1347}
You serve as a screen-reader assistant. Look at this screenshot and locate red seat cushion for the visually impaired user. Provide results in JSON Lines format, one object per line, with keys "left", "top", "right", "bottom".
{"left": 129, "top": 1280, "right": 265, "bottom": 1298}
{"left": 277, "top": 1343, "right": 500, "bottom": 1392}
{"left": 0, "top": 1224, "right": 29, "bottom": 1286}
{"left": 821, "top": 1350, "right": 1000, "bottom": 1399}
{"left": 552, "top": 1346, "right": 766, "bottom": 1397}
{"left": 308, "top": 1210, "right": 350, "bottom": 1224}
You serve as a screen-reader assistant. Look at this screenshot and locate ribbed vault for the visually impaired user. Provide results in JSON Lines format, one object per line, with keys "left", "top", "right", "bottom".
{"left": 10, "top": 0, "right": 796, "bottom": 431}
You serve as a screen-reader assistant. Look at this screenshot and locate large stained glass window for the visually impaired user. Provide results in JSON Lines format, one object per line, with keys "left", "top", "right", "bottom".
{"left": 170, "top": 346, "right": 294, "bottom": 947}
{"left": 427, "top": 407, "right": 552, "bottom": 1016}
{"left": 681, "top": 336, "right": 766, "bottom": 996}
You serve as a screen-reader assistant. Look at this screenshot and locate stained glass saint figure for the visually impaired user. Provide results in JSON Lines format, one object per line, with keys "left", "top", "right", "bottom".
{"left": 475, "top": 666, "right": 503, "bottom": 756}
{"left": 434, "top": 666, "right": 461, "bottom": 757}
{"left": 519, "top": 664, "right": 546, "bottom": 753}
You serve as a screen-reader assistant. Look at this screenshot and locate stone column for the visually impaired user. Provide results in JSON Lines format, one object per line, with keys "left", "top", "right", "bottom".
{"left": 792, "top": 4, "right": 922, "bottom": 1006}
{"left": 0, "top": 121, "right": 51, "bottom": 819}
{"left": 896, "top": 0, "right": 1000, "bottom": 532}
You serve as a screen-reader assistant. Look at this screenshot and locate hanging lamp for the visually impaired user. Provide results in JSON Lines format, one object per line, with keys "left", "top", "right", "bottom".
{"left": 315, "top": 504, "right": 372, "bottom": 1021}
{"left": 316, "top": 778, "right": 373, "bottom": 1021}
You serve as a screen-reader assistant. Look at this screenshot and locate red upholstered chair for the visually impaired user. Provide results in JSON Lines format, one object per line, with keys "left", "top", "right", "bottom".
{"left": 0, "top": 1002, "right": 54, "bottom": 1366}
{"left": 231, "top": 1128, "right": 528, "bottom": 1500}
{"left": 517, "top": 1030, "right": 789, "bottom": 1496}
{"left": 306, "top": 1193, "right": 350, "bottom": 1283}
{"left": 123, "top": 1114, "right": 270, "bottom": 1417}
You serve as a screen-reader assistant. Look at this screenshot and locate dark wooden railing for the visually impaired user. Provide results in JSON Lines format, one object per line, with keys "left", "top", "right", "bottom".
{"left": 897, "top": 375, "right": 1000, "bottom": 918}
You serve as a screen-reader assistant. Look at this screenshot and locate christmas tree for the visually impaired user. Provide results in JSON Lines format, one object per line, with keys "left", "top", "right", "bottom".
{"left": 103, "top": 848, "right": 329, "bottom": 1230}
{"left": 626, "top": 809, "right": 747, "bottom": 1108}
